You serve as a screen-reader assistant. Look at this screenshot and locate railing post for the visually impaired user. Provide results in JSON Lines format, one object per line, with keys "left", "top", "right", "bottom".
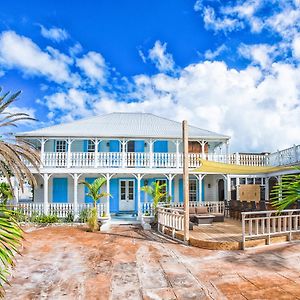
{"left": 40, "top": 138, "right": 45, "bottom": 168}
{"left": 149, "top": 139, "right": 154, "bottom": 168}
{"left": 241, "top": 213, "right": 246, "bottom": 250}
{"left": 266, "top": 212, "right": 271, "bottom": 245}
{"left": 43, "top": 173, "right": 49, "bottom": 215}
{"left": 288, "top": 211, "right": 293, "bottom": 241}
{"left": 73, "top": 173, "right": 79, "bottom": 219}
{"left": 67, "top": 138, "right": 72, "bottom": 168}
{"left": 94, "top": 138, "right": 99, "bottom": 168}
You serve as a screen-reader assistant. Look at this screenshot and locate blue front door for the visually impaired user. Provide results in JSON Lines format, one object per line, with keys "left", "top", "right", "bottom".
{"left": 53, "top": 178, "right": 68, "bottom": 203}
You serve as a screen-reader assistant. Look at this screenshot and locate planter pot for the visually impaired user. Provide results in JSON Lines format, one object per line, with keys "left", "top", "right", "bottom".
{"left": 98, "top": 216, "right": 110, "bottom": 231}
{"left": 142, "top": 215, "right": 154, "bottom": 230}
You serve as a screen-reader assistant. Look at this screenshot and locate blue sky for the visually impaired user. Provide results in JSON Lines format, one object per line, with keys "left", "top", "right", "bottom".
{"left": 0, "top": 0, "right": 300, "bottom": 151}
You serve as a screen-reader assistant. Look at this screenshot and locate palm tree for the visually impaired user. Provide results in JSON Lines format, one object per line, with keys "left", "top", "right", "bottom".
{"left": 0, "top": 88, "right": 40, "bottom": 295}
{"left": 271, "top": 171, "right": 300, "bottom": 212}
{"left": 0, "top": 182, "right": 13, "bottom": 205}
{"left": 80, "top": 177, "right": 110, "bottom": 209}
{"left": 141, "top": 181, "right": 169, "bottom": 210}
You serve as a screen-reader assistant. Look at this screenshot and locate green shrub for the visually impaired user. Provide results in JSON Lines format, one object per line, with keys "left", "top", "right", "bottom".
{"left": 64, "top": 212, "right": 74, "bottom": 223}
{"left": 79, "top": 208, "right": 91, "bottom": 223}
{"left": 31, "top": 213, "right": 59, "bottom": 224}
{"left": 87, "top": 208, "right": 99, "bottom": 232}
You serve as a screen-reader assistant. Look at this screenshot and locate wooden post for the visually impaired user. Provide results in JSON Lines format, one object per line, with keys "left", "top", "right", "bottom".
{"left": 183, "top": 120, "right": 189, "bottom": 243}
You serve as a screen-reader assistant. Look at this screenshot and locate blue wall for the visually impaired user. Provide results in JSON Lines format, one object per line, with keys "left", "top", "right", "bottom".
{"left": 53, "top": 178, "right": 68, "bottom": 203}
{"left": 135, "top": 140, "right": 144, "bottom": 152}
{"left": 110, "top": 140, "right": 120, "bottom": 152}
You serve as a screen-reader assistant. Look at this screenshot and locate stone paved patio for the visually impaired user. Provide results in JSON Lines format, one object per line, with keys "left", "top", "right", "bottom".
{"left": 5, "top": 225, "right": 300, "bottom": 299}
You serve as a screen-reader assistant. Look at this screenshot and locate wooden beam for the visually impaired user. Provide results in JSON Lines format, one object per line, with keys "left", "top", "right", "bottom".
{"left": 183, "top": 120, "right": 189, "bottom": 243}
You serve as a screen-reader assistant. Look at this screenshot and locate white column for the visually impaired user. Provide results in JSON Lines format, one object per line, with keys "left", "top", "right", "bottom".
{"left": 94, "top": 138, "right": 99, "bottom": 168}
{"left": 198, "top": 175, "right": 203, "bottom": 202}
{"left": 40, "top": 138, "right": 45, "bottom": 167}
{"left": 73, "top": 173, "right": 79, "bottom": 218}
{"left": 67, "top": 138, "right": 72, "bottom": 168}
{"left": 122, "top": 139, "right": 127, "bottom": 168}
{"left": 13, "top": 177, "right": 19, "bottom": 205}
{"left": 265, "top": 177, "right": 269, "bottom": 201}
{"left": 136, "top": 174, "right": 143, "bottom": 218}
{"left": 43, "top": 173, "right": 49, "bottom": 215}
{"left": 201, "top": 140, "right": 206, "bottom": 159}
{"left": 149, "top": 139, "right": 154, "bottom": 168}
{"left": 106, "top": 173, "right": 111, "bottom": 216}
{"left": 225, "top": 141, "right": 229, "bottom": 163}
{"left": 236, "top": 177, "right": 240, "bottom": 201}
{"left": 175, "top": 140, "right": 180, "bottom": 168}
{"left": 226, "top": 175, "right": 231, "bottom": 201}
{"left": 235, "top": 152, "right": 240, "bottom": 165}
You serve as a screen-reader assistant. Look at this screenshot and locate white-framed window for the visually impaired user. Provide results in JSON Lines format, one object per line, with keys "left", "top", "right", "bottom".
{"left": 87, "top": 140, "right": 95, "bottom": 152}
{"left": 189, "top": 179, "right": 197, "bottom": 202}
{"left": 56, "top": 140, "right": 67, "bottom": 152}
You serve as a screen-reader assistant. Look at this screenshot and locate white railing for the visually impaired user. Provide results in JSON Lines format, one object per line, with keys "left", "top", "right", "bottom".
{"left": 78, "top": 203, "right": 106, "bottom": 218}
{"left": 157, "top": 207, "right": 184, "bottom": 238}
{"left": 49, "top": 203, "right": 74, "bottom": 218}
{"left": 241, "top": 209, "right": 300, "bottom": 249}
{"left": 141, "top": 202, "right": 154, "bottom": 215}
{"left": 14, "top": 203, "right": 44, "bottom": 216}
{"left": 32, "top": 144, "right": 300, "bottom": 169}
{"left": 170, "top": 201, "right": 225, "bottom": 214}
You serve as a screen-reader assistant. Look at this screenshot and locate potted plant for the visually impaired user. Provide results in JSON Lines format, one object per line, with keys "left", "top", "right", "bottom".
{"left": 80, "top": 177, "right": 111, "bottom": 231}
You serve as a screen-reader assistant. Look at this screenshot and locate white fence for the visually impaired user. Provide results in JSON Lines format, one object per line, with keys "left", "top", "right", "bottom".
{"left": 241, "top": 209, "right": 300, "bottom": 249}
{"left": 14, "top": 202, "right": 106, "bottom": 219}
{"left": 157, "top": 207, "right": 185, "bottom": 238}
{"left": 171, "top": 201, "right": 225, "bottom": 214}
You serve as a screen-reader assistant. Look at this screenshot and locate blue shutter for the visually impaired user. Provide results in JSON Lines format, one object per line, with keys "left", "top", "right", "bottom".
{"left": 154, "top": 141, "right": 168, "bottom": 153}
{"left": 110, "top": 179, "right": 118, "bottom": 213}
{"left": 83, "top": 140, "right": 88, "bottom": 152}
{"left": 110, "top": 140, "right": 120, "bottom": 152}
{"left": 179, "top": 179, "right": 183, "bottom": 203}
{"left": 135, "top": 141, "right": 144, "bottom": 152}
{"left": 53, "top": 178, "right": 68, "bottom": 203}
{"left": 84, "top": 177, "right": 97, "bottom": 203}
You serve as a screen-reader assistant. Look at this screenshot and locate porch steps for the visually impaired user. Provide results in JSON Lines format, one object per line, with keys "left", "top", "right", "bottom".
{"left": 110, "top": 213, "right": 140, "bottom": 225}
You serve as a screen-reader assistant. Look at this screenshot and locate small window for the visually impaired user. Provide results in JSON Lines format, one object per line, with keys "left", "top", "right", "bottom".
{"left": 56, "top": 140, "right": 66, "bottom": 152}
{"left": 87, "top": 140, "right": 95, "bottom": 152}
{"left": 189, "top": 179, "right": 197, "bottom": 201}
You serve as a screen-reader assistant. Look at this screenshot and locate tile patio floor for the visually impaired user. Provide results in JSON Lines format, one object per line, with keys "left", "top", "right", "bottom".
{"left": 5, "top": 225, "right": 300, "bottom": 299}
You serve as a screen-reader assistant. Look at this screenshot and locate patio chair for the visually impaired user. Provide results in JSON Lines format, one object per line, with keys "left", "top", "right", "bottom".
{"left": 250, "top": 201, "right": 257, "bottom": 211}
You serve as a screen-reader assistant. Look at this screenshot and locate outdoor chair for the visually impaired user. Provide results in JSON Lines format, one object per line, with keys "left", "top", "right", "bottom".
{"left": 250, "top": 201, "right": 256, "bottom": 211}
{"left": 189, "top": 206, "right": 215, "bottom": 225}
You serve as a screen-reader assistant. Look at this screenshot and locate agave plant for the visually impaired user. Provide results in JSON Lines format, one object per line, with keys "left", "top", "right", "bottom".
{"left": 0, "top": 88, "right": 40, "bottom": 294}
{"left": 270, "top": 171, "right": 300, "bottom": 212}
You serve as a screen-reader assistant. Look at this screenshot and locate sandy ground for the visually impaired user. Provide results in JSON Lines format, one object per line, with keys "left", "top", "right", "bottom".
{"left": 4, "top": 225, "right": 300, "bottom": 300}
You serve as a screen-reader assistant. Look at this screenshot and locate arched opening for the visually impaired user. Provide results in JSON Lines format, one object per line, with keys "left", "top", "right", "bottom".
{"left": 218, "top": 179, "right": 225, "bottom": 202}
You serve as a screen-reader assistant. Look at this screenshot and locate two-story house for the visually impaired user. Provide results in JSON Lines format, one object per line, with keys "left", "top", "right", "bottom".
{"left": 16, "top": 112, "right": 300, "bottom": 220}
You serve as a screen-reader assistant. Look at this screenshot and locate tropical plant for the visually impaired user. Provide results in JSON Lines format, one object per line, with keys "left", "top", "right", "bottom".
{"left": 0, "top": 183, "right": 13, "bottom": 205}
{"left": 141, "top": 181, "right": 168, "bottom": 210}
{"left": 0, "top": 205, "right": 23, "bottom": 296}
{"left": 78, "top": 208, "right": 91, "bottom": 223}
{"left": 80, "top": 177, "right": 110, "bottom": 231}
{"left": 0, "top": 88, "right": 40, "bottom": 294}
{"left": 80, "top": 177, "right": 110, "bottom": 208}
{"left": 270, "top": 172, "right": 300, "bottom": 212}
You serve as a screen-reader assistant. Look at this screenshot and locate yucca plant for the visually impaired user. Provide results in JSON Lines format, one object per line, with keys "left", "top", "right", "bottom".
{"left": 80, "top": 177, "right": 110, "bottom": 231}
{"left": 270, "top": 171, "right": 300, "bottom": 212}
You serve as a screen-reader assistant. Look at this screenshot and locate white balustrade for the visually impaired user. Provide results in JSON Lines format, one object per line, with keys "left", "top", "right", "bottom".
{"left": 241, "top": 209, "right": 300, "bottom": 249}
{"left": 168, "top": 201, "right": 225, "bottom": 214}
{"left": 15, "top": 203, "right": 44, "bottom": 217}
{"left": 78, "top": 203, "right": 106, "bottom": 217}
{"left": 49, "top": 203, "right": 74, "bottom": 218}
{"left": 157, "top": 207, "right": 184, "bottom": 237}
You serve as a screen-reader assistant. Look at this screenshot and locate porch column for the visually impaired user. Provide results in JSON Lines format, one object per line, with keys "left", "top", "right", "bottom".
{"left": 67, "top": 138, "right": 73, "bottom": 168}
{"left": 43, "top": 173, "right": 49, "bottom": 215}
{"left": 201, "top": 140, "right": 206, "bottom": 159}
{"left": 225, "top": 141, "right": 229, "bottom": 163}
{"left": 94, "top": 138, "right": 99, "bottom": 168}
{"left": 13, "top": 177, "right": 19, "bottom": 205}
{"left": 149, "top": 139, "right": 154, "bottom": 168}
{"left": 175, "top": 140, "right": 180, "bottom": 168}
{"left": 121, "top": 139, "right": 127, "bottom": 168}
{"left": 165, "top": 174, "right": 175, "bottom": 201}
{"left": 265, "top": 177, "right": 269, "bottom": 201}
{"left": 236, "top": 177, "right": 240, "bottom": 201}
{"left": 40, "top": 138, "right": 46, "bottom": 167}
{"left": 194, "top": 174, "right": 204, "bottom": 202}
{"left": 134, "top": 174, "right": 144, "bottom": 219}
{"left": 73, "top": 173, "right": 79, "bottom": 218}
{"left": 105, "top": 173, "right": 114, "bottom": 217}
{"left": 226, "top": 175, "right": 231, "bottom": 201}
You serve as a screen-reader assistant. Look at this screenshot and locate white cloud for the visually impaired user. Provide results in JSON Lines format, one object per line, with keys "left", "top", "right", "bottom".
{"left": 69, "top": 42, "right": 83, "bottom": 57}
{"left": 203, "top": 6, "right": 243, "bottom": 32}
{"left": 292, "top": 35, "right": 300, "bottom": 59}
{"left": 40, "top": 25, "right": 69, "bottom": 42}
{"left": 193, "top": 0, "right": 203, "bottom": 12}
{"left": 76, "top": 51, "right": 107, "bottom": 85}
{"left": 138, "top": 49, "right": 147, "bottom": 63}
{"left": 0, "top": 31, "right": 79, "bottom": 85}
{"left": 239, "top": 44, "right": 275, "bottom": 68}
{"left": 148, "top": 40, "right": 175, "bottom": 73}
{"left": 204, "top": 44, "right": 227, "bottom": 60}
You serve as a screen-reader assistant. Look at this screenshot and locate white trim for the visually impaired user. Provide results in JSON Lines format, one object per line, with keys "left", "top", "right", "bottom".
{"left": 119, "top": 179, "right": 135, "bottom": 212}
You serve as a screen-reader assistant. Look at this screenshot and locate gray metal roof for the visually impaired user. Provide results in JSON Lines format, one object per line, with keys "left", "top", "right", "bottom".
{"left": 16, "top": 113, "right": 229, "bottom": 140}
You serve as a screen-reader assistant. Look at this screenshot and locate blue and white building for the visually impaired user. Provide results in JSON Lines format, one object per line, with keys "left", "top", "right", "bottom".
{"left": 16, "top": 112, "right": 300, "bottom": 219}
